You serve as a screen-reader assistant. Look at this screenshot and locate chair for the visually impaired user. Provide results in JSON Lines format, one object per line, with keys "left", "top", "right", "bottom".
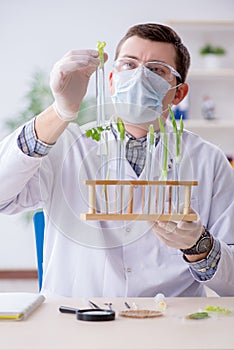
{"left": 33, "top": 211, "right": 45, "bottom": 291}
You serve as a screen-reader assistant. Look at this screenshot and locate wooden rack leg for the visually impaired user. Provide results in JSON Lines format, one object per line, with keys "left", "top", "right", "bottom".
{"left": 115, "top": 185, "right": 122, "bottom": 214}
{"left": 148, "top": 186, "right": 152, "bottom": 214}
{"left": 142, "top": 185, "right": 145, "bottom": 213}
{"left": 88, "top": 184, "right": 96, "bottom": 214}
{"left": 162, "top": 186, "right": 165, "bottom": 214}
{"left": 120, "top": 185, "right": 124, "bottom": 214}
{"left": 155, "top": 186, "right": 158, "bottom": 213}
{"left": 104, "top": 185, "right": 109, "bottom": 214}
{"left": 168, "top": 186, "right": 172, "bottom": 213}
{"left": 128, "top": 185, "right": 134, "bottom": 214}
{"left": 183, "top": 185, "right": 191, "bottom": 215}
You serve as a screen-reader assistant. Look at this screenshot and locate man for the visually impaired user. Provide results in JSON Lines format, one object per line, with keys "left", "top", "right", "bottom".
{"left": 0, "top": 23, "right": 233, "bottom": 297}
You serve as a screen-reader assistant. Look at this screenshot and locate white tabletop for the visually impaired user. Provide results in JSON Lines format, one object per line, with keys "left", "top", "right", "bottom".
{"left": 0, "top": 297, "right": 234, "bottom": 350}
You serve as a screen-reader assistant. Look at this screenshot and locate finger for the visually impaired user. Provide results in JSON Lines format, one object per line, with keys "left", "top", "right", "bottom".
{"left": 157, "top": 221, "right": 178, "bottom": 233}
{"left": 64, "top": 50, "right": 108, "bottom": 63}
{"left": 64, "top": 49, "right": 99, "bottom": 58}
{"left": 103, "top": 52, "right": 108, "bottom": 63}
{"left": 177, "top": 218, "right": 202, "bottom": 231}
{"left": 154, "top": 225, "right": 182, "bottom": 249}
{"left": 53, "top": 56, "right": 100, "bottom": 74}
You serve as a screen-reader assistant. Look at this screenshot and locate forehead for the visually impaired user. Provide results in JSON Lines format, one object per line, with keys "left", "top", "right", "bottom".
{"left": 118, "top": 36, "right": 177, "bottom": 68}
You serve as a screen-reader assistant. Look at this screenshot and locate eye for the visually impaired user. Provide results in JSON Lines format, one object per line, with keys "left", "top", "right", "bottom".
{"left": 121, "top": 59, "right": 137, "bottom": 70}
{"left": 147, "top": 63, "right": 167, "bottom": 76}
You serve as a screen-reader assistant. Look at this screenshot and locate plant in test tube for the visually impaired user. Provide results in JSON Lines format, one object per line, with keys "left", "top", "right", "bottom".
{"left": 94, "top": 41, "right": 109, "bottom": 212}
{"left": 168, "top": 105, "right": 184, "bottom": 163}
{"left": 158, "top": 117, "right": 168, "bottom": 180}
{"left": 158, "top": 117, "right": 168, "bottom": 214}
{"left": 168, "top": 105, "right": 184, "bottom": 212}
{"left": 144, "top": 124, "right": 155, "bottom": 213}
{"left": 96, "top": 41, "right": 106, "bottom": 127}
{"left": 116, "top": 117, "right": 126, "bottom": 179}
{"left": 95, "top": 40, "right": 108, "bottom": 181}
{"left": 116, "top": 117, "right": 125, "bottom": 213}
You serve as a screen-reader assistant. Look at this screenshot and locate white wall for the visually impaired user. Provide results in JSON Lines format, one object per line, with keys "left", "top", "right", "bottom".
{"left": 0, "top": 0, "right": 233, "bottom": 269}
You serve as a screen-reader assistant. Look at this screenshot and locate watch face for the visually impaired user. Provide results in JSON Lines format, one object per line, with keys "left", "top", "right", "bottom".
{"left": 197, "top": 237, "right": 211, "bottom": 253}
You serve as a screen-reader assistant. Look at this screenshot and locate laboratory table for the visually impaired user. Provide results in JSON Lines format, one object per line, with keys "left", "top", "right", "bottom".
{"left": 0, "top": 297, "right": 234, "bottom": 350}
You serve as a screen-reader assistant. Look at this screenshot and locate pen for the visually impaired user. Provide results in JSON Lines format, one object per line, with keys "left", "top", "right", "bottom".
{"left": 124, "top": 301, "right": 131, "bottom": 309}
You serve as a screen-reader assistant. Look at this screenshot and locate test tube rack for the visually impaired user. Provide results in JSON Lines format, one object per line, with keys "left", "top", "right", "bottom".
{"left": 80, "top": 180, "right": 198, "bottom": 221}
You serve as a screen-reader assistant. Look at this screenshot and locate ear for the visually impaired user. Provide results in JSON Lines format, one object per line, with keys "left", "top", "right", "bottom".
{"left": 172, "top": 83, "right": 189, "bottom": 105}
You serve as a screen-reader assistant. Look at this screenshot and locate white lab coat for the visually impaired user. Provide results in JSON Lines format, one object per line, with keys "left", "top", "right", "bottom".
{"left": 0, "top": 121, "right": 234, "bottom": 297}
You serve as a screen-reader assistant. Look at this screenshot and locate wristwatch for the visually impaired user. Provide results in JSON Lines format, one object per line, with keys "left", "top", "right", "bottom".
{"left": 180, "top": 228, "right": 213, "bottom": 255}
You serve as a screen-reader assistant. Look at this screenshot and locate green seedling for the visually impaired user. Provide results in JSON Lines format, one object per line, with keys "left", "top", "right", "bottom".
{"left": 159, "top": 117, "right": 168, "bottom": 179}
{"left": 117, "top": 117, "right": 125, "bottom": 140}
{"left": 86, "top": 125, "right": 110, "bottom": 142}
{"left": 168, "top": 104, "right": 183, "bottom": 161}
{"left": 97, "top": 41, "right": 106, "bottom": 69}
{"left": 149, "top": 124, "right": 155, "bottom": 146}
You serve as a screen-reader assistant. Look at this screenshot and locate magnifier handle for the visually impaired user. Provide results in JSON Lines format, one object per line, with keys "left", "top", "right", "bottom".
{"left": 59, "top": 306, "right": 78, "bottom": 314}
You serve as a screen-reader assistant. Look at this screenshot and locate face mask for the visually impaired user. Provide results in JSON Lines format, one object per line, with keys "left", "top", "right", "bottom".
{"left": 111, "top": 66, "right": 172, "bottom": 124}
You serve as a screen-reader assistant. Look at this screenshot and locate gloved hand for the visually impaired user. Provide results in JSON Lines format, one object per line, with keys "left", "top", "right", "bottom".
{"left": 153, "top": 210, "right": 203, "bottom": 250}
{"left": 50, "top": 50, "right": 107, "bottom": 121}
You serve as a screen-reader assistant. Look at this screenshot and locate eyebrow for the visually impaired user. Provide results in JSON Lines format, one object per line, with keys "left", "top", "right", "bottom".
{"left": 119, "top": 55, "right": 171, "bottom": 65}
{"left": 118, "top": 55, "right": 138, "bottom": 60}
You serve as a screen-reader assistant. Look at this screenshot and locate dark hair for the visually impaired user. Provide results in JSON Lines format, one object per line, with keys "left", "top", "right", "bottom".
{"left": 114, "top": 23, "right": 190, "bottom": 83}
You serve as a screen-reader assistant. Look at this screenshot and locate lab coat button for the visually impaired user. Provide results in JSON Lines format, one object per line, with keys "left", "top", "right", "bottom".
{"left": 126, "top": 227, "right": 131, "bottom": 233}
{"left": 126, "top": 267, "right": 132, "bottom": 273}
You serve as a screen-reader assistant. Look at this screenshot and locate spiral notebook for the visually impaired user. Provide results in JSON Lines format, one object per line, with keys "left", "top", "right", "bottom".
{"left": 0, "top": 292, "right": 45, "bottom": 320}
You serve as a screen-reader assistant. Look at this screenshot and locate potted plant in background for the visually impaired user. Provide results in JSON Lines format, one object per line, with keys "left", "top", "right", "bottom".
{"left": 5, "top": 68, "right": 96, "bottom": 223}
{"left": 199, "top": 44, "right": 226, "bottom": 70}
{"left": 5, "top": 69, "right": 96, "bottom": 131}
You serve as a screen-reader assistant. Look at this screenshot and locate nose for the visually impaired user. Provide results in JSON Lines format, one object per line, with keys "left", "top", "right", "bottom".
{"left": 137, "top": 65, "right": 150, "bottom": 78}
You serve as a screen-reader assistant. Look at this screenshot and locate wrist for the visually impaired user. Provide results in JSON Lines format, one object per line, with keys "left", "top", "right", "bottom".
{"left": 52, "top": 102, "right": 77, "bottom": 122}
{"left": 180, "top": 227, "right": 213, "bottom": 259}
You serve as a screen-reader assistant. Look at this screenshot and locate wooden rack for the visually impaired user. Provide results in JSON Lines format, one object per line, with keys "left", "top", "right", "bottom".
{"left": 80, "top": 180, "right": 198, "bottom": 221}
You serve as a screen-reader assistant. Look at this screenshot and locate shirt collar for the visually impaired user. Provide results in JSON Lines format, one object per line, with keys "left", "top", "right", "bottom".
{"left": 110, "top": 122, "right": 160, "bottom": 145}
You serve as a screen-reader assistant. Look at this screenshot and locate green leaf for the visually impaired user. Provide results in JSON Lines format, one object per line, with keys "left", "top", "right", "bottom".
{"left": 168, "top": 105, "right": 184, "bottom": 159}
{"left": 159, "top": 117, "right": 168, "bottom": 178}
{"left": 148, "top": 124, "right": 155, "bottom": 146}
{"left": 168, "top": 105, "right": 178, "bottom": 134}
{"left": 85, "top": 129, "right": 92, "bottom": 138}
{"left": 97, "top": 41, "right": 106, "bottom": 68}
{"left": 85, "top": 125, "right": 110, "bottom": 142}
{"left": 117, "top": 117, "right": 125, "bottom": 140}
{"left": 187, "top": 312, "right": 209, "bottom": 320}
{"left": 158, "top": 117, "right": 165, "bottom": 134}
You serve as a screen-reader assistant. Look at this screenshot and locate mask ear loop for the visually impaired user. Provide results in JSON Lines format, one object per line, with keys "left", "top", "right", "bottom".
{"left": 169, "top": 82, "right": 182, "bottom": 91}
{"left": 158, "top": 83, "right": 183, "bottom": 119}
{"left": 160, "top": 103, "right": 175, "bottom": 117}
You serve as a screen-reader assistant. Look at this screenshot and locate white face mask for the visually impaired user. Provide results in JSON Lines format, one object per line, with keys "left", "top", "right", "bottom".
{"left": 111, "top": 66, "right": 172, "bottom": 124}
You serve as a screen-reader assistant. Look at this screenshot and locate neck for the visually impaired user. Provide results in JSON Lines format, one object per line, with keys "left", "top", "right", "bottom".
{"left": 124, "top": 119, "right": 161, "bottom": 138}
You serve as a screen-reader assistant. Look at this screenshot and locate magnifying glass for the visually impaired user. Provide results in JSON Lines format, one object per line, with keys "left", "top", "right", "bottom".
{"left": 59, "top": 306, "right": 115, "bottom": 322}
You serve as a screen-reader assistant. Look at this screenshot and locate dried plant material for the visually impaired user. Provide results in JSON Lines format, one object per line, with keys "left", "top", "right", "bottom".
{"left": 119, "top": 309, "right": 163, "bottom": 318}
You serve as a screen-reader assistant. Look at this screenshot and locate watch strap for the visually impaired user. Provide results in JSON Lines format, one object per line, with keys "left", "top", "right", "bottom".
{"left": 180, "top": 228, "right": 212, "bottom": 255}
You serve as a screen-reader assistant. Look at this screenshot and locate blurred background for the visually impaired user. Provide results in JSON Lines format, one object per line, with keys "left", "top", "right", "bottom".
{"left": 0, "top": 0, "right": 233, "bottom": 289}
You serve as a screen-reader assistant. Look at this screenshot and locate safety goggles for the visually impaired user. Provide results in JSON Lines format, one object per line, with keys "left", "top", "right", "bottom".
{"left": 113, "top": 57, "right": 182, "bottom": 83}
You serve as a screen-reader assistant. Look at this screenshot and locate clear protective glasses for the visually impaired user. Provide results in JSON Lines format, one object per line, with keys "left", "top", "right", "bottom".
{"left": 113, "top": 57, "right": 182, "bottom": 83}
